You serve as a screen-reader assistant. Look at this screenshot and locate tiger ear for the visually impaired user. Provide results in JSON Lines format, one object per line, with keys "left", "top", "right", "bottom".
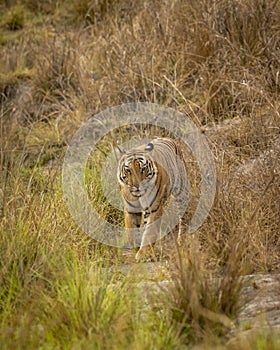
{"left": 112, "top": 144, "right": 125, "bottom": 161}
{"left": 145, "top": 142, "right": 154, "bottom": 151}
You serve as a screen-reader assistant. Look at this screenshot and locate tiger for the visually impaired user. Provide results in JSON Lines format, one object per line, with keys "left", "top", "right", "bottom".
{"left": 117, "top": 137, "right": 188, "bottom": 261}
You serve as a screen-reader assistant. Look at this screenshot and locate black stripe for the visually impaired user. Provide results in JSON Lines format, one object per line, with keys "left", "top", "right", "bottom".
{"left": 142, "top": 178, "right": 161, "bottom": 211}
{"left": 124, "top": 199, "right": 140, "bottom": 209}
{"left": 144, "top": 205, "right": 160, "bottom": 217}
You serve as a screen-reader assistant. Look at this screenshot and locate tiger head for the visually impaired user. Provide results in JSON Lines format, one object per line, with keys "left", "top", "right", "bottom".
{"left": 117, "top": 142, "right": 156, "bottom": 197}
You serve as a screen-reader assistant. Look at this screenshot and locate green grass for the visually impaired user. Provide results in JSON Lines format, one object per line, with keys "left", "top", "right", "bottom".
{"left": 0, "top": 181, "right": 182, "bottom": 349}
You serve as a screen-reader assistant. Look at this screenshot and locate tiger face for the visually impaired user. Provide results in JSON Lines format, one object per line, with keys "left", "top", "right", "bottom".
{"left": 117, "top": 143, "right": 156, "bottom": 198}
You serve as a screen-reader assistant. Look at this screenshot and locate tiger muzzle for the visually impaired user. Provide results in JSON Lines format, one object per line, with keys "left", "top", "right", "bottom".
{"left": 128, "top": 185, "right": 146, "bottom": 197}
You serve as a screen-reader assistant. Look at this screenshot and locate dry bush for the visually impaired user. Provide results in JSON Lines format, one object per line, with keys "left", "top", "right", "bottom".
{"left": 160, "top": 237, "right": 243, "bottom": 345}
{"left": 66, "top": 0, "right": 141, "bottom": 26}
{"left": 88, "top": 0, "right": 279, "bottom": 122}
{"left": 201, "top": 118, "right": 280, "bottom": 273}
{"left": 25, "top": 32, "right": 97, "bottom": 121}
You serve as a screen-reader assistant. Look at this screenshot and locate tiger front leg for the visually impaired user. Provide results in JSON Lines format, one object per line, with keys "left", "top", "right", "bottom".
{"left": 135, "top": 209, "right": 163, "bottom": 262}
{"left": 124, "top": 211, "right": 142, "bottom": 247}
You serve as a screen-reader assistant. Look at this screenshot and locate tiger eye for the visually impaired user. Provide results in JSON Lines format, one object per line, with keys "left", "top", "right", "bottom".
{"left": 123, "top": 165, "right": 130, "bottom": 173}
{"left": 141, "top": 164, "right": 148, "bottom": 170}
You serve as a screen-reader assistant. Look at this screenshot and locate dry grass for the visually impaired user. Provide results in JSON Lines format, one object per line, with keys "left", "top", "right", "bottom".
{"left": 0, "top": 0, "right": 279, "bottom": 348}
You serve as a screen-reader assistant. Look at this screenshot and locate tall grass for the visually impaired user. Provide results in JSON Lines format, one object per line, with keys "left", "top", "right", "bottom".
{"left": 0, "top": 0, "right": 279, "bottom": 348}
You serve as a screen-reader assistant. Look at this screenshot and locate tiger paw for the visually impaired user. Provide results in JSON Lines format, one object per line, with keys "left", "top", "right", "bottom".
{"left": 135, "top": 246, "right": 156, "bottom": 262}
